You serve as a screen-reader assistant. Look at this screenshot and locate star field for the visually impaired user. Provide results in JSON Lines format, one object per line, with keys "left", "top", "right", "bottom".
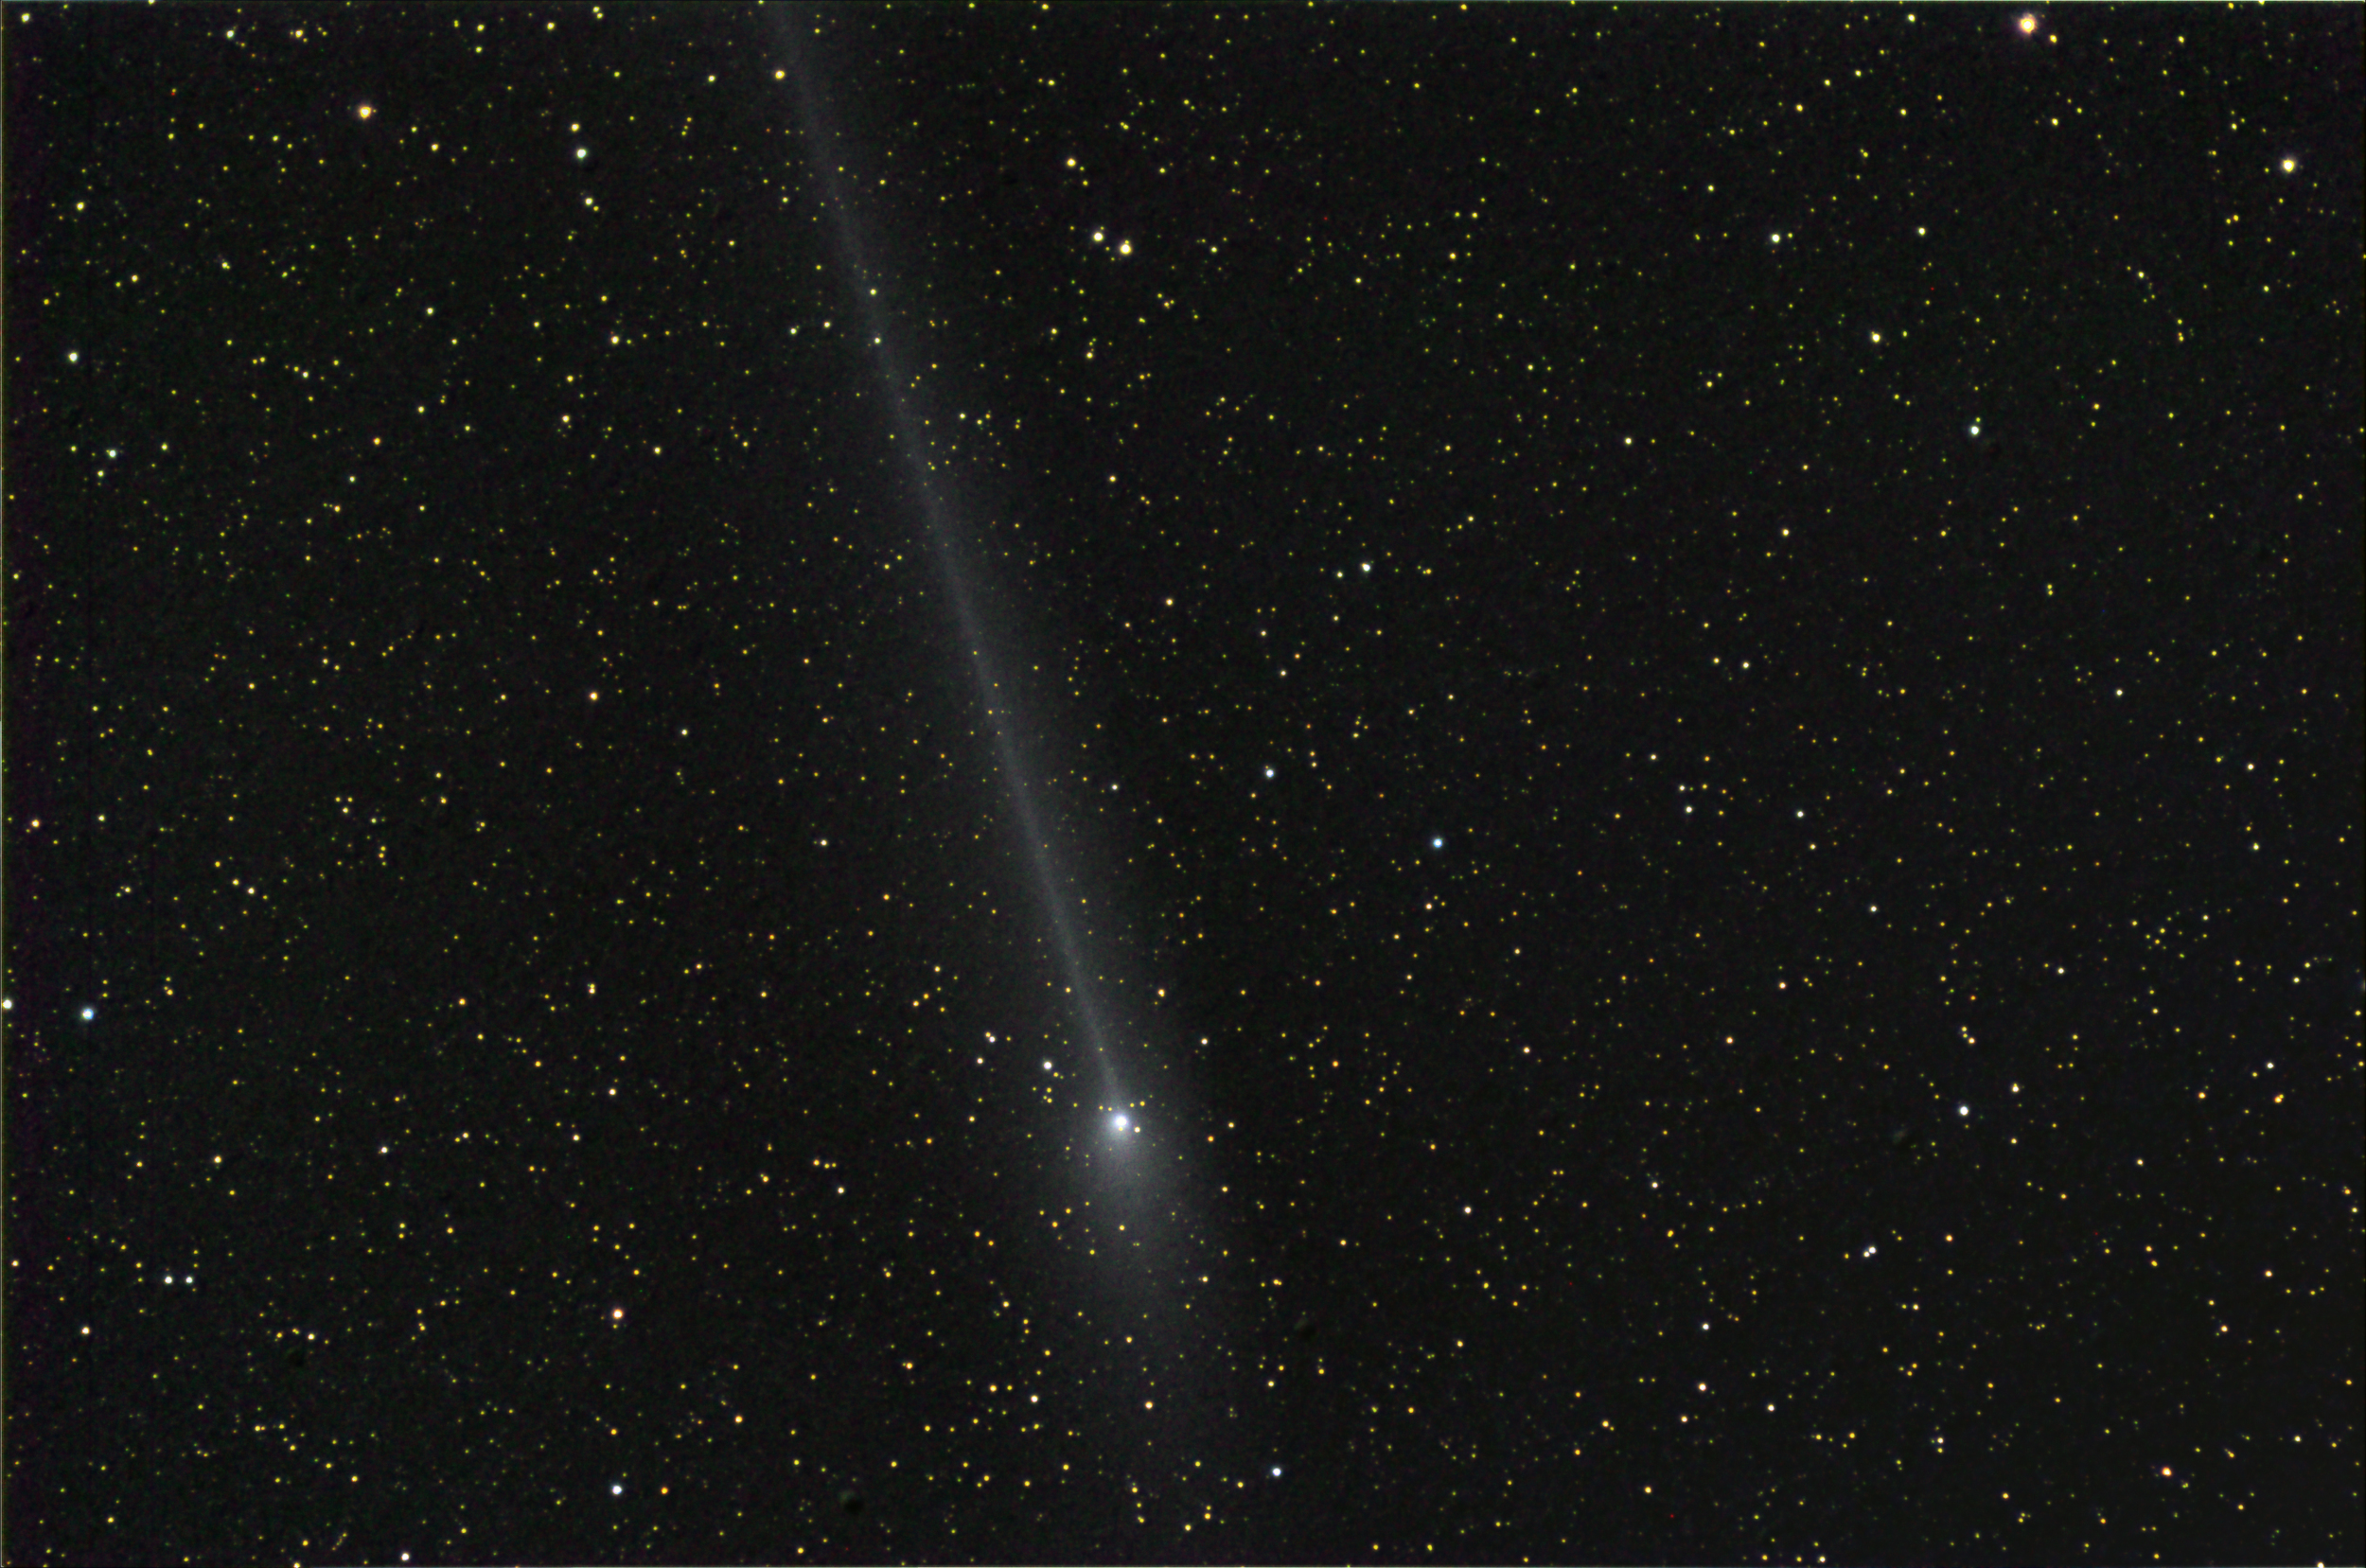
{"left": 5, "top": 5, "right": 2358, "bottom": 1564}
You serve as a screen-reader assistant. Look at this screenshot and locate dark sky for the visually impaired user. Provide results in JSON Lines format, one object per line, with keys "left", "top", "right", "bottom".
{"left": 7, "top": 4, "right": 2359, "bottom": 1564}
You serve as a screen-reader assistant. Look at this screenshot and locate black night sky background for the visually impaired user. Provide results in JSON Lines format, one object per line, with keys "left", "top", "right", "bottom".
{"left": 5, "top": 5, "right": 2360, "bottom": 1565}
